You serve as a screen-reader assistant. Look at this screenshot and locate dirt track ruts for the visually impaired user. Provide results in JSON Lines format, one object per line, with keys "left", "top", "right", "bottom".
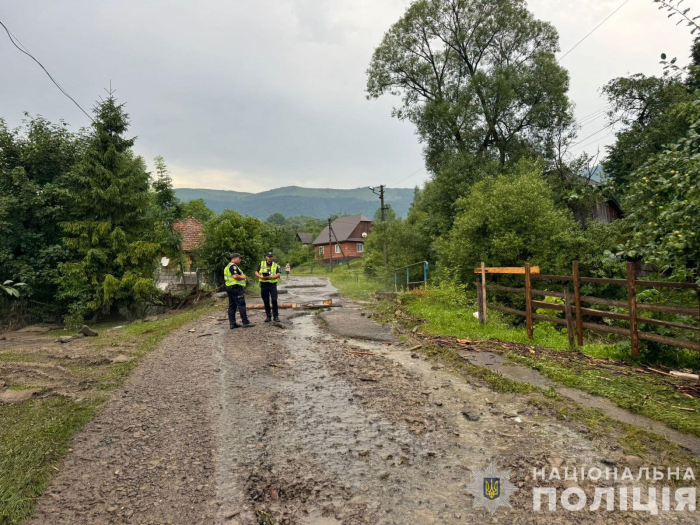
{"left": 28, "top": 277, "right": 697, "bottom": 524}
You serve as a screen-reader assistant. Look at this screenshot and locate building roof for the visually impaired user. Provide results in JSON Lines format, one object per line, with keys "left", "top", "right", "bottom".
{"left": 173, "top": 217, "right": 204, "bottom": 251}
{"left": 312, "top": 214, "right": 372, "bottom": 246}
{"left": 296, "top": 232, "right": 314, "bottom": 244}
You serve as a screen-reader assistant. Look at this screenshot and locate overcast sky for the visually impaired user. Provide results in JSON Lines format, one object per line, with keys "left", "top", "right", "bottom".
{"left": 0, "top": 1, "right": 695, "bottom": 192}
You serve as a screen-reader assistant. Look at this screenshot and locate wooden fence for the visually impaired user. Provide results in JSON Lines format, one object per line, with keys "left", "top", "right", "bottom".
{"left": 475, "top": 261, "right": 700, "bottom": 355}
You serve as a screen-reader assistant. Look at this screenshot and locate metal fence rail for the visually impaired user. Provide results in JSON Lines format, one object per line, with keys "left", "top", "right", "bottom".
{"left": 394, "top": 261, "right": 429, "bottom": 291}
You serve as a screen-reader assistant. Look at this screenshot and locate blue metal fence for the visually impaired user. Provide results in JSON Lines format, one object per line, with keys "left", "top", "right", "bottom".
{"left": 394, "top": 261, "right": 429, "bottom": 291}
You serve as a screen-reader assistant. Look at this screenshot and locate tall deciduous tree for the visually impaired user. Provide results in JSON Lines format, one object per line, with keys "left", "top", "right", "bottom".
{"left": 366, "top": 0, "right": 572, "bottom": 169}
{"left": 58, "top": 95, "right": 162, "bottom": 323}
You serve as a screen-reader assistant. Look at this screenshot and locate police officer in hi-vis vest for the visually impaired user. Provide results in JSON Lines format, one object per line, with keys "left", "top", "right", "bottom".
{"left": 224, "top": 253, "right": 255, "bottom": 329}
{"left": 255, "top": 251, "right": 281, "bottom": 323}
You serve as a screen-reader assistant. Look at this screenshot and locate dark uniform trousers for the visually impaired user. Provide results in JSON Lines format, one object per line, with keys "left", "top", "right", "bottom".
{"left": 226, "top": 285, "right": 249, "bottom": 325}
{"left": 260, "top": 283, "right": 278, "bottom": 318}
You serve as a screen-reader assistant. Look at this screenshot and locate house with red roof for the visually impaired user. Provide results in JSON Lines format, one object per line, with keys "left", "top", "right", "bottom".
{"left": 173, "top": 217, "right": 204, "bottom": 269}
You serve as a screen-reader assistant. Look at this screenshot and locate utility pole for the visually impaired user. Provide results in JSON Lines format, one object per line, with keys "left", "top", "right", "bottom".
{"left": 329, "top": 223, "right": 351, "bottom": 268}
{"left": 370, "top": 185, "right": 386, "bottom": 221}
{"left": 369, "top": 185, "right": 388, "bottom": 261}
{"left": 328, "top": 218, "right": 333, "bottom": 273}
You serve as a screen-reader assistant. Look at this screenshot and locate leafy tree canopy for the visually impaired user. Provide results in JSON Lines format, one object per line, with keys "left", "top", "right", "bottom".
{"left": 619, "top": 105, "right": 700, "bottom": 283}
{"left": 194, "top": 210, "right": 267, "bottom": 281}
{"left": 438, "top": 159, "right": 589, "bottom": 280}
{"left": 0, "top": 115, "right": 83, "bottom": 311}
{"left": 266, "top": 213, "right": 287, "bottom": 226}
{"left": 367, "top": 0, "right": 572, "bottom": 169}
{"left": 179, "top": 198, "right": 216, "bottom": 224}
{"left": 602, "top": 74, "right": 696, "bottom": 190}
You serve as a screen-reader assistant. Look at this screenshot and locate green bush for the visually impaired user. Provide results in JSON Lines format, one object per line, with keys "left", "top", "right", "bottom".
{"left": 439, "top": 159, "right": 586, "bottom": 280}
{"left": 195, "top": 210, "right": 267, "bottom": 281}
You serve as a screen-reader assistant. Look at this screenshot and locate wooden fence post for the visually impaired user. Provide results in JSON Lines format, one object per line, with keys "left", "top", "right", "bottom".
{"left": 480, "top": 262, "right": 488, "bottom": 324}
{"left": 475, "top": 281, "right": 485, "bottom": 324}
{"left": 626, "top": 261, "right": 639, "bottom": 357}
{"left": 524, "top": 263, "right": 533, "bottom": 339}
{"left": 564, "top": 287, "right": 575, "bottom": 349}
{"left": 572, "top": 261, "right": 583, "bottom": 346}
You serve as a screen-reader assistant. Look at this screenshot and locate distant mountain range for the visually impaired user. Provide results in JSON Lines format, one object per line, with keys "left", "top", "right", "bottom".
{"left": 174, "top": 186, "right": 416, "bottom": 220}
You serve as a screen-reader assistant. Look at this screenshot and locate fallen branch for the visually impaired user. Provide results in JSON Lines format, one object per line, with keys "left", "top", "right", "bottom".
{"left": 646, "top": 367, "right": 674, "bottom": 377}
{"left": 670, "top": 371, "right": 700, "bottom": 381}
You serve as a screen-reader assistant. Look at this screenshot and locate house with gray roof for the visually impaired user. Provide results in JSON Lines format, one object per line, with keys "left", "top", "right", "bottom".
{"left": 295, "top": 232, "right": 314, "bottom": 245}
{"left": 312, "top": 214, "right": 372, "bottom": 265}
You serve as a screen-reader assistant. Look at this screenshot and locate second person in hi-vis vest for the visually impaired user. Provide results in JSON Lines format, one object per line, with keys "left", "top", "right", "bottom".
{"left": 255, "top": 251, "right": 281, "bottom": 323}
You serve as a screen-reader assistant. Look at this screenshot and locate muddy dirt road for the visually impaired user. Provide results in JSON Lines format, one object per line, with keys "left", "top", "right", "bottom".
{"left": 28, "top": 277, "right": 696, "bottom": 524}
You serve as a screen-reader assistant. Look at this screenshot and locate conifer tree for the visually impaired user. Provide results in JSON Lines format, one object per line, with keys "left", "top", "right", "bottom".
{"left": 58, "top": 94, "right": 161, "bottom": 323}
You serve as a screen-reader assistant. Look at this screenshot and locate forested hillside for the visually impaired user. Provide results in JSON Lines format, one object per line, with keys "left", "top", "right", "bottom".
{"left": 174, "top": 186, "right": 416, "bottom": 219}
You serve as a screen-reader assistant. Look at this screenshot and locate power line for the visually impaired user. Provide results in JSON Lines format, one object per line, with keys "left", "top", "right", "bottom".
{"left": 573, "top": 105, "right": 610, "bottom": 128}
{"left": 569, "top": 122, "right": 615, "bottom": 149}
{"left": 387, "top": 167, "right": 425, "bottom": 188}
{"left": 570, "top": 128, "right": 615, "bottom": 153}
{"left": 0, "top": 19, "right": 93, "bottom": 122}
{"left": 558, "top": 0, "right": 630, "bottom": 62}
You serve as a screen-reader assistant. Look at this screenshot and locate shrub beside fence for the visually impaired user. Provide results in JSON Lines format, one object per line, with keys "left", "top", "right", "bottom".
{"left": 475, "top": 261, "right": 700, "bottom": 356}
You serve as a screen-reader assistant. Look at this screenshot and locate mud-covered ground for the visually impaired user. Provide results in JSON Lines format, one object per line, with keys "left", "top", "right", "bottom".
{"left": 25, "top": 277, "right": 698, "bottom": 524}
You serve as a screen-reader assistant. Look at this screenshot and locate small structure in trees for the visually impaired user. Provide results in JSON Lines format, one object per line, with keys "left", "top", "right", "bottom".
{"left": 296, "top": 232, "right": 313, "bottom": 245}
{"left": 157, "top": 217, "right": 204, "bottom": 291}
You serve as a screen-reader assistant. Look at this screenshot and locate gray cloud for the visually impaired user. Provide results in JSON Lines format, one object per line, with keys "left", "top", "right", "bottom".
{"left": 0, "top": 1, "right": 694, "bottom": 192}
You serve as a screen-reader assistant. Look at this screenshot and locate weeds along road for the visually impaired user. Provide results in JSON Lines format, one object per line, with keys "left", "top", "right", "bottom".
{"left": 28, "top": 277, "right": 696, "bottom": 524}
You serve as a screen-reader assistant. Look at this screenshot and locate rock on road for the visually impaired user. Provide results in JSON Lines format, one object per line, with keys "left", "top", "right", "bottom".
{"left": 28, "top": 277, "right": 694, "bottom": 524}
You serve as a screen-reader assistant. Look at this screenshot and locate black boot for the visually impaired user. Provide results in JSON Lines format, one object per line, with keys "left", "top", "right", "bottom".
{"left": 273, "top": 316, "right": 280, "bottom": 323}
{"left": 265, "top": 316, "right": 272, "bottom": 323}
{"left": 230, "top": 323, "right": 239, "bottom": 329}
{"left": 242, "top": 321, "right": 255, "bottom": 328}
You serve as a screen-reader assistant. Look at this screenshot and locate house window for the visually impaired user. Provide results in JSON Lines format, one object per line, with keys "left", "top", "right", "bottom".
{"left": 319, "top": 246, "right": 324, "bottom": 255}
{"left": 357, "top": 243, "right": 364, "bottom": 253}
{"left": 335, "top": 244, "right": 341, "bottom": 254}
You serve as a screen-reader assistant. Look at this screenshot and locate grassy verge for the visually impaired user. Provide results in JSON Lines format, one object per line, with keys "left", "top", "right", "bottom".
{"left": 292, "top": 261, "right": 387, "bottom": 301}
{"left": 373, "top": 288, "right": 700, "bottom": 438}
{"left": 507, "top": 352, "right": 700, "bottom": 437}
{"left": 0, "top": 305, "right": 217, "bottom": 525}
{"left": 402, "top": 289, "right": 626, "bottom": 359}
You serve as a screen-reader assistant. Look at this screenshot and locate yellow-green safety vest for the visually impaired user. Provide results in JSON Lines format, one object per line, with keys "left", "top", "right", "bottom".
{"left": 259, "top": 261, "right": 280, "bottom": 284}
{"left": 224, "top": 263, "right": 246, "bottom": 287}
